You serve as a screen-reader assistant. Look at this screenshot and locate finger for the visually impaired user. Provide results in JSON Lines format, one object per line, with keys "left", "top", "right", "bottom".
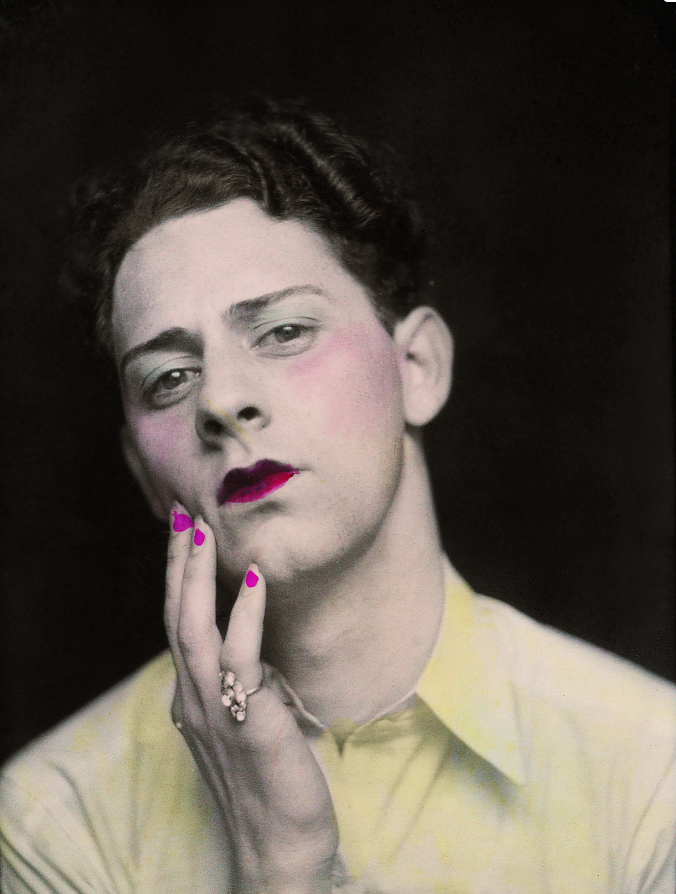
{"left": 165, "top": 501, "right": 195, "bottom": 654}
{"left": 176, "top": 516, "right": 223, "bottom": 678}
{"left": 220, "top": 564, "right": 266, "bottom": 686}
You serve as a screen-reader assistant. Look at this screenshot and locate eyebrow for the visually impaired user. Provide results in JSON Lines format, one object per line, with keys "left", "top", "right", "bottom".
{"left": 119, "top": 328, "right": 202, "bottom": 377}
{"left": 225, "top": 284, "right": 330, "bottom": 324}
{"left": 119, "top": 285, "right": 330, "bottom": 376}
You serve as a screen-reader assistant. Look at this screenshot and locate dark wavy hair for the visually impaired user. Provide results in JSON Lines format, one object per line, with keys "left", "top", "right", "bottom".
{"left": 62, "top": 98, "right": 428, "bottom": 356}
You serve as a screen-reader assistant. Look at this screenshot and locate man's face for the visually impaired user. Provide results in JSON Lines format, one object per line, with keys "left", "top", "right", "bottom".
{"left": 113, "top": 199, "right": 410, "bottom": 589}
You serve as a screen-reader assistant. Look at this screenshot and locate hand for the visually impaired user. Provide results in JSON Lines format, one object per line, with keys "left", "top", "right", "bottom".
{"left": 165, "top": 504, "right": 339, "bottom": 894}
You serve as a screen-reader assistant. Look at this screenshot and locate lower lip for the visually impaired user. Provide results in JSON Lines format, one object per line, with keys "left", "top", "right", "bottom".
{"left": 222, "top": 470, "right": 299, "bottom": 504}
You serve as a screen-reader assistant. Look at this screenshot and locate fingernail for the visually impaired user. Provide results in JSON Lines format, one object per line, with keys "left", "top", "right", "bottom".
{"left": 172, "top": 510, "right": 194, "bottom": 533}
{"left": 193, "top": 529, "right": 205, "bottom": 547}
{"left": 245, "top": 569, "right": 259, "bottom": 588}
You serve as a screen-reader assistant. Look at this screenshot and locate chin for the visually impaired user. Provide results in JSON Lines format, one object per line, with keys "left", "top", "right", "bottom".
{"left": 213, "top": 479, "right": 396, "bottom": 589}
{"left": 254, "top": 539, "right": 330, "bottom": 586}
{"left": 216, "top": 520, "right": 346, "bottom": 592}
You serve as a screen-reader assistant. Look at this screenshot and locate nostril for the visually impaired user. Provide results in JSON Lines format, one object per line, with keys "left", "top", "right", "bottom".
{"left": 203, "top": 418, "right": 225, "bottom": 437}
{"left": 237, "top": 406, "right": 258, "bottom": 422}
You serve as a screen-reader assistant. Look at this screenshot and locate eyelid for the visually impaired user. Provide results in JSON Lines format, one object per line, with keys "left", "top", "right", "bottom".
{"left": 254, "top": 320, "right": 317, "bottom": 348}
{"left": 250, "top": 313, "right": 318, "bottom": 333}
{"left": 139, "top": 354, "right": 200, "bottom": 389}
{"left": 142, "top": 367, "right": 201, "bottom": 409}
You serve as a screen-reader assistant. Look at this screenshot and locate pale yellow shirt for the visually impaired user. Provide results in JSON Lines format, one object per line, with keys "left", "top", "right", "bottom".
{"left": 1, "top": 570, "right": 675, "bottom": 893}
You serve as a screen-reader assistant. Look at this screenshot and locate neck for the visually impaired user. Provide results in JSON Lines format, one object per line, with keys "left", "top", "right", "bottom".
{"left": 260, "top": 437, "right": 447, "bottom": 727}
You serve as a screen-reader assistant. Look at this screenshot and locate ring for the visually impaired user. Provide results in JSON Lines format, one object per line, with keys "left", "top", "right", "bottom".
{"left": 219, "top": 670, "right": 262, "bottom": 722}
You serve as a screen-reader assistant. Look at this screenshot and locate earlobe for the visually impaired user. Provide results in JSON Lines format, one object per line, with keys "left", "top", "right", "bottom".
{"left": 394, "top": 306, "right": 453, "bottom": 427}
{"left": 120, "top": 426, "right": 168, "bottom": 521}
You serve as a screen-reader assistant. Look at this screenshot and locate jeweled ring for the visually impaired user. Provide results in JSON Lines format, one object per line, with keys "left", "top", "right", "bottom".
{"left": 219, "top": 670, "right": 262, "bottom": 722}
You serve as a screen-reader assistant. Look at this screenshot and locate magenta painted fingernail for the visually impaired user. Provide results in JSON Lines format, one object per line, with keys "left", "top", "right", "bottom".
{"left": 193, "top": 529, "right": 205, "bottom": 547}
{"left": 246, "top": 570, "right": 259, "bottom": 588}
{"left": 172, "top": 511, "right": 194, "bottom": 533}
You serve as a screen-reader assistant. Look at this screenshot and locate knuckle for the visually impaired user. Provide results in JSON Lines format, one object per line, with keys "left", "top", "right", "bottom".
{"left": 175, "top": 627, "right": 197, "bottom": 656}
{"left": 175, "top": 712, "right": 199, "bottom": 742}
{"left": 176, "top": 605, "right": 210, "bottom": 644}
{"left": 170, "top": 689, "right": 186, "bottom": 733}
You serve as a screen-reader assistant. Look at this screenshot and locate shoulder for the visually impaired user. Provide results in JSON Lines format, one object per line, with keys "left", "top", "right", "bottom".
{"left": 2, "top": 650, "right": 177, "bottom": 783}
{"left": 0, "top": 652, "right": 184, "bottom": 887}
{"left": 477, "top": 593, "right": 676, "bottom": 736}
{"left": 480, "top": 595, "right": 675, "bottom": 835}
{"left": 0, "top": 653, "right": 229, "bottom": 893}
{"left": 475, "top": 595, "right": 675, "bottom": 890}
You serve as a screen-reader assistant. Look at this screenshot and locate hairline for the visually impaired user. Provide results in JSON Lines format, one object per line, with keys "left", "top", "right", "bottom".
{"left": 105, "top": 199, "right": 400, "bottom": 357}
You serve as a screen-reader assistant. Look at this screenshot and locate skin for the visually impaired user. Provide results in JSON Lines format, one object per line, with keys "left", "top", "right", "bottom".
{"left": 112, "top": 198, "right": 454, "bottom": 892}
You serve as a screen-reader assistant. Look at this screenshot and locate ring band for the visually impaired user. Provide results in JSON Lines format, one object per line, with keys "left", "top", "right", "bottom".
{"left": 219, "top": 670, "right": 262, "bottom": 722}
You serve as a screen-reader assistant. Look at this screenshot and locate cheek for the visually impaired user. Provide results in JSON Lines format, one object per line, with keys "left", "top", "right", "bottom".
{"left": 286, "top": 326, "right": 403, "bottom": 439}
{"left": 128, "top": 410, "right": 192, "bottom": 496}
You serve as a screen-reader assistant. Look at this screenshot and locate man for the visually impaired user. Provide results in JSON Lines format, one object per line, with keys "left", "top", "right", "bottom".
{"left": 1, "top": 99, "right": 674, "bottom": 893}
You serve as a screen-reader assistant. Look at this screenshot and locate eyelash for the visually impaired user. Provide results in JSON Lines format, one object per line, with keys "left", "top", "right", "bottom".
{"left": 255, "top": 322, "right": 315, "bottom": 350}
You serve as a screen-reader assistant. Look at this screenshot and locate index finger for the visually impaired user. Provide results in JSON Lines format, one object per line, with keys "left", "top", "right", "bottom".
{"left": 175, "top": 515, "right": 223, "bottom": 679}
{"left": 165, "top": 502, "right": 194, "bottom": 654}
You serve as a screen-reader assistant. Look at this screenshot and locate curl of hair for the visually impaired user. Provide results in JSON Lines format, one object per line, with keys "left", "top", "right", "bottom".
{"left": 61, "top": 98, "right": 428, "bottom": 355}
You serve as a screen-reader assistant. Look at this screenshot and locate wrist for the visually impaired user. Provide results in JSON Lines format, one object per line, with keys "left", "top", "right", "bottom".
{"left": 235, "top": 853, "right": 336, "bottom": 894}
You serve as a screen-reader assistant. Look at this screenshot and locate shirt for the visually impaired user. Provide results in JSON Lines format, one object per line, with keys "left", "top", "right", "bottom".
{"left": 1, "top": 566, "right": 675, "bottom": 893}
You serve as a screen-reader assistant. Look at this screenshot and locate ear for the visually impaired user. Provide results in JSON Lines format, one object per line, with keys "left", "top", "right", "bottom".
{"left": 120, "top": 425, "right": 168, "bottom": 521}
{"left": 394, "top": 306, "right": 453, "bottom": 427}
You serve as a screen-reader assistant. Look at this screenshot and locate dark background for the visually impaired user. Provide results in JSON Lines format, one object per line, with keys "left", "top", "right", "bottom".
{"left": 1, "top": 0, "right": 673, "bottom": 764}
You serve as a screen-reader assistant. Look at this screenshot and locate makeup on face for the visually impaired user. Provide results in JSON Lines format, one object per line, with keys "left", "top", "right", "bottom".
{"left": 114, "top": 202, "right": 408, "bottom": 579}
{"left": 217, "top": 459, "right": 299, "bottom": 505}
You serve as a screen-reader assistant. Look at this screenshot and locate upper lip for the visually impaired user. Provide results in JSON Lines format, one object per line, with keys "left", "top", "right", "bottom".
{"left": 217, "top": 459, "right": 298, "bottom": 505}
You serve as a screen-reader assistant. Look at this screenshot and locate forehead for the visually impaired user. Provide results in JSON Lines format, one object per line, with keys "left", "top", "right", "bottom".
{"left": 111, "top": 198, "right": 365, "bottom": 358}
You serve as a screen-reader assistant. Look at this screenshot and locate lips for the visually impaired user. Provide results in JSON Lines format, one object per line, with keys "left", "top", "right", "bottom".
{"left": 217, "top": 460, "right": 299, "bottom": 505}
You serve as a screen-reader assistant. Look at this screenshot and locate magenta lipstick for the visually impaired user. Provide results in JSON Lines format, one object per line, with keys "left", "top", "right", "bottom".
{"left": 218, "top": 460, "right": 299, "bottom": 505}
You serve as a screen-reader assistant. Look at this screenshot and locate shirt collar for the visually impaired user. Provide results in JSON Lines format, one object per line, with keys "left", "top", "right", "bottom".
{"left": 416, "top": 557, "right": 526, "bottom": 785}
{"left": 265, "top": 556, "right": 526, "bottom": 785}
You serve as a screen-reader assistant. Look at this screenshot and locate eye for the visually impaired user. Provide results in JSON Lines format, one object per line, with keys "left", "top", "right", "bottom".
{"left": 158, "top": 369, "right": 191, "bottom": 390}
{"left": 145, "top": 367, "right": 201, "bottom": 407}
{"left": 271, "top": 324, "right": 304, "bottom": 343}
{"left": 255, "top": 322, "right": 316, "bottom": 355}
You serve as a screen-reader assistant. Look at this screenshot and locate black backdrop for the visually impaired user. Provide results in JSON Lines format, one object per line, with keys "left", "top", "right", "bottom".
{"left": 1, "top": 0, "right": 673, "bottom": 764}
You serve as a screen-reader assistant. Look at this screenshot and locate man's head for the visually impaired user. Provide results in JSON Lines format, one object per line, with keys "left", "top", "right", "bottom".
{"left": 66, "top": 100, "right": 452, "bottom": 590}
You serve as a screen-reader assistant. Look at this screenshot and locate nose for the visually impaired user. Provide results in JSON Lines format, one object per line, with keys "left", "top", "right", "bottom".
{"left": 194, "top": 370, "right": 268, "bottom": 447}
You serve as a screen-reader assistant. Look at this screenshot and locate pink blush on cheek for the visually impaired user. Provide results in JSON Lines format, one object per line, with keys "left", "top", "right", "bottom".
{"left": 130, "top": 412, "right": 196, "bottom": 514}
{"left": 287, "top": 326, "right": 401, "bottom": 433}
